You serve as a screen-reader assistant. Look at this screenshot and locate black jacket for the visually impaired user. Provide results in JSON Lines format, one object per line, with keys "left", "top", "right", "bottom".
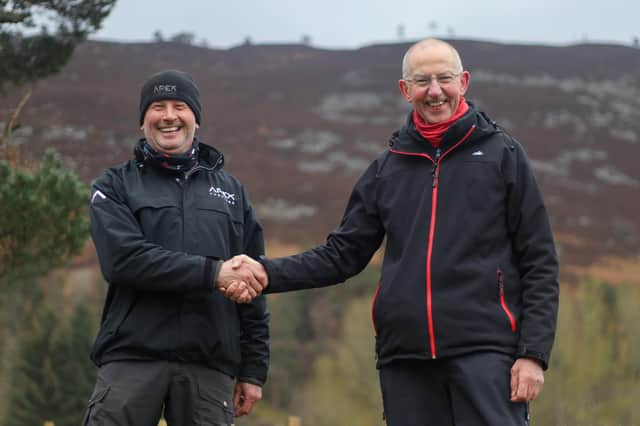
{"left": 262, "top": 105, "right": 559, "bottom": 369}
{"left": 89, "top": 140, "right": 269, "bottom": 385}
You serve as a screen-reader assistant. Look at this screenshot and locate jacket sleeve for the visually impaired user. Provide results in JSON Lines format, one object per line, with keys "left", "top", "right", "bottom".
{"left": 90, "top": 169, "right": 215, "bottom": 293}
{"left": 236, "top": 188, "right": 270, "bottom": 385}
{"left": 261, "top": 160, "right": 386, "bottom": 293}
{"left": 505, "top": 140, "right": 559, "bottom": 369}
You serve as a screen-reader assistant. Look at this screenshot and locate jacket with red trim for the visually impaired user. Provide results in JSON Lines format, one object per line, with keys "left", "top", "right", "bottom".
{"left": 261, "top": 104, "right": 559, "bottom": 369}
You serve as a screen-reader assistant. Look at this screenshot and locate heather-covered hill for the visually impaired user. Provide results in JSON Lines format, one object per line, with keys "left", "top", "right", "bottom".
{"left": 5, "top": 39, "right": 640, "bottom": 278}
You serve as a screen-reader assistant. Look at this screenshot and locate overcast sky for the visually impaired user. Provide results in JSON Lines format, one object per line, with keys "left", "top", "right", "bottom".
{"left": 93, "top": 0, "right": 638, "bottom": 49}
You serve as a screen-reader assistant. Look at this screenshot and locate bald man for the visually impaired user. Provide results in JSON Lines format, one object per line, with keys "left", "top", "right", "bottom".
{"left": 228, "top": 39, "right": 559, "bottom": 426}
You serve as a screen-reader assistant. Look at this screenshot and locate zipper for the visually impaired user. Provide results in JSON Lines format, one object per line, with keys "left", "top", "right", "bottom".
{"left": 389, "top": 125, "right": 476, "bottom": 359}
{"left": 431, "top": 148, "right": 441, "bottom": 188}
{"left": 371, "top": 282, "right": 382, "bottom": 335}
{"left": 497, "top": 268, "right": 517, "bottom": 332}
{"left": 425, "top": 147, "right": 440, "bottom": 358}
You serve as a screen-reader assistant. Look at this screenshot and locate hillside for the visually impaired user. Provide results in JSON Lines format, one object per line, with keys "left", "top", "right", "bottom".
{"left": 4, "top": 39, "right": 640, "bottom": 281}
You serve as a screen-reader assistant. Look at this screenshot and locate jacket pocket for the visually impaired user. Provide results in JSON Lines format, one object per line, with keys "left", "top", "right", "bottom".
{"left": 497, "top": 268, "right": 517, "bottom": 332}
{"left": 195, "top": 381, "right": 235, "bottom": 425}
{"left": 194, "top": 197, "right": 245, "bottom": 258}
{"left": 371, "top": 282, "right": 382, "bottom": 335}
{"left": 81, "top": 386, "right": 110, "bottom": 425}
{"left": 130, "top": 196, "right": 181, "bottom": 248}
{"left": 105, "top": 291, "right": 137, "bottom": 339}
{"left": 92, "top": 291, "right": 137, "bottom": 360}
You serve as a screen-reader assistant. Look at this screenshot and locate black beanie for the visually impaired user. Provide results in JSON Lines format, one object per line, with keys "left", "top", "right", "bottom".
{"left": 139, "top": 69, "right": 201, "bottom": 125}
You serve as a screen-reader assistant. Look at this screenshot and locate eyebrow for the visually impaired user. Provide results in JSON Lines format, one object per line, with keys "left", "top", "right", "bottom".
{"left": 151, "top": 100, "right": 187, "bottom": 105}
{"left": 412, "top": 72, "right": 456, "bottom": 77}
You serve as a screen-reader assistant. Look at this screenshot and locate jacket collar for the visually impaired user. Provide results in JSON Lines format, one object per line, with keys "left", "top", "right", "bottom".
{"left": 134, "top": 138, "right": 225, "bottom": 171}
{"left": 390, "top": 102, "right": 499, "bottom": 155}
{"left": 197, "top": 142, "right": 225, "bottom": 169}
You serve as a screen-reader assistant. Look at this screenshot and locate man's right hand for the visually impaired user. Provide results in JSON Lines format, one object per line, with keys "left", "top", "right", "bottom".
{"left": 216, "top": 255, "right": 268, "bottom": 303}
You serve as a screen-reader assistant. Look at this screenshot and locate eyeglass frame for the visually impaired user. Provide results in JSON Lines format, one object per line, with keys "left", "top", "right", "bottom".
{"left": 403, "top": 72, "right": 462, "bottom": 88}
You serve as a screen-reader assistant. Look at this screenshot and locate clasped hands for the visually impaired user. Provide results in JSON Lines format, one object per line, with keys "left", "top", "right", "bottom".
{"left": 216, "top": 255, "right": 268, "bottom": 303}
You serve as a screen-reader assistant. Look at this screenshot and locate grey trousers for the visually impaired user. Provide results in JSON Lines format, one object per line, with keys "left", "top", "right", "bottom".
{"left": 81, "top": 360, "right": 235, "bottom": 426}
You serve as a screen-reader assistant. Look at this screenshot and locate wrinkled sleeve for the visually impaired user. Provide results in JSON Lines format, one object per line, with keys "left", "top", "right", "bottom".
{"left": 505, "top": 140, "right": 559, "bottom": 369}
{"left": 261, "top": 160, "right": 386, "bottom": 293}
{"left": 90, "top": 170, "right": 215, "bottom": 293}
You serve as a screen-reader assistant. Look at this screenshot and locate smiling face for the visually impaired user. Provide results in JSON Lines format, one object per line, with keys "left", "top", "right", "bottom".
{"left": 399, "top": 40, "right": 470, "bottom": 124}
{"left": 141, "top": 100, "right": 198, "bottom": 154}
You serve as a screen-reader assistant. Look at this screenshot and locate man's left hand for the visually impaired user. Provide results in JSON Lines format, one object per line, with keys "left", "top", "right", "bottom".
{"left": 233, "top": 381, "right": 262, "bottom": 416}
{"left": 510, "top": 358, "right": 544, "bottom": 402}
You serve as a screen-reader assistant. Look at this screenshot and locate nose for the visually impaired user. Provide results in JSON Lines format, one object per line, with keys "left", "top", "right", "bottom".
{"left": 162, "top": 105, "right": 177, "bottom": 120}
{"left": 426, "top": 78, "right": 443, "bottom": 95}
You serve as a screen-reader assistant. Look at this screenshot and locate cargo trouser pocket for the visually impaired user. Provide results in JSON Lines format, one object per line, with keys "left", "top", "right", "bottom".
{"left": 195, "top": 382, "right": 235, "bottom": 426}
{"left": 81, "top": 386, "right": 110, "bottom": 425}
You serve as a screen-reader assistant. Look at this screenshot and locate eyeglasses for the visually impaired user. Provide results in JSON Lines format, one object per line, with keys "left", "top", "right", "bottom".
{"left": 404, "top": 72, "right": 461, "bottom": 88}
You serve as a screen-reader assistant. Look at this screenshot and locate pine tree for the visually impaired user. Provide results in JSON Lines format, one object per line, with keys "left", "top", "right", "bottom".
{"left": 57, "top": 304, "right": 97, "bottom": 422}
{"left": 6, "top": 302, "right": 97, "bottom": 426}
{"left": 1, "top": 2, "right": 116, "bottom": 421}
{"left": 0, "top": 149, "right": 89, "bottom": 284}
{"left": 6, "top": 302, "right": 65, "bottom": 425}
{"left": 1, "top": 2, "right": 115, "bottom": 423}
{"left": 1, "top": 0, "right": 118, "bottom": 153}
{"left": 0, "top": 0, "right": 117, "bottom": 92}
{"left": 0, "top": 148, "right": 90, "bottom": 424}
{"left": 0, "top": 148, "right": 90, "bottom": 423}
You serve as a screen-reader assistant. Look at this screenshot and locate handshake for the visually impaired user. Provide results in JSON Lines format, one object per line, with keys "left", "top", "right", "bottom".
{"left": 215, "top": 255, "right": 269, "bottom": 303}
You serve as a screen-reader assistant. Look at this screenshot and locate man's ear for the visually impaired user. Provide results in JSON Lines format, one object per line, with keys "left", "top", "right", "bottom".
{"left": 398, "top": 79, "right": 411, "bottom": 102}
{"left": 459, "top": 71, "right": 471, "bottom": 95}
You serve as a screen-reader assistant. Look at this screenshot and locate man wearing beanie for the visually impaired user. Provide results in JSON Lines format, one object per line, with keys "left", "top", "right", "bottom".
{"left": 227, "top": 39, "right": 559, "bottom": 425}
{"left": 83, "top": 69, "right": 269, "bottom": 425}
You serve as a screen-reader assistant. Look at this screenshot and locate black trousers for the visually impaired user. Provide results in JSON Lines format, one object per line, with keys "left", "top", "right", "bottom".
{"left": 81, "top": 360, "right": 235, "bottom": 426}
{"left": 379, "top": 352, "right": 530, "bottom": 426}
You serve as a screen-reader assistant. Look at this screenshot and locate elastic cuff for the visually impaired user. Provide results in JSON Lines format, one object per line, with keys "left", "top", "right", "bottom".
{"left": 237, "top": 375, "right": 264, "bottom": 387}
{"left": 205, "top": 258, "right": 223, "bottom": 290}
{"left": 516, "top": 347, "right": 549, "bottom": 370}
{"left": 257, "top": 256, "right": 275, "bottom": 294}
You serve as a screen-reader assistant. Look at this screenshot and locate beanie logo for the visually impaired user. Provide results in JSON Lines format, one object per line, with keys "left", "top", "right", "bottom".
{"left": 153, "top": 84, "right": 177, "bottom": 95}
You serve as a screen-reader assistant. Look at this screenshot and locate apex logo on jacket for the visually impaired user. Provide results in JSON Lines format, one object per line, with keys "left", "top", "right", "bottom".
{"left": 91, "top": 190, "right": 107, "bottom": 204}
{"left": 209, "top": 186, "right": 236, "bottom": 205}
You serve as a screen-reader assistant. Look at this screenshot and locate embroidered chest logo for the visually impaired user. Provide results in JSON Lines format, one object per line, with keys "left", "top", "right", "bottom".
{"left": 209, "top": 186, "right": 236, "bottom": 205}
